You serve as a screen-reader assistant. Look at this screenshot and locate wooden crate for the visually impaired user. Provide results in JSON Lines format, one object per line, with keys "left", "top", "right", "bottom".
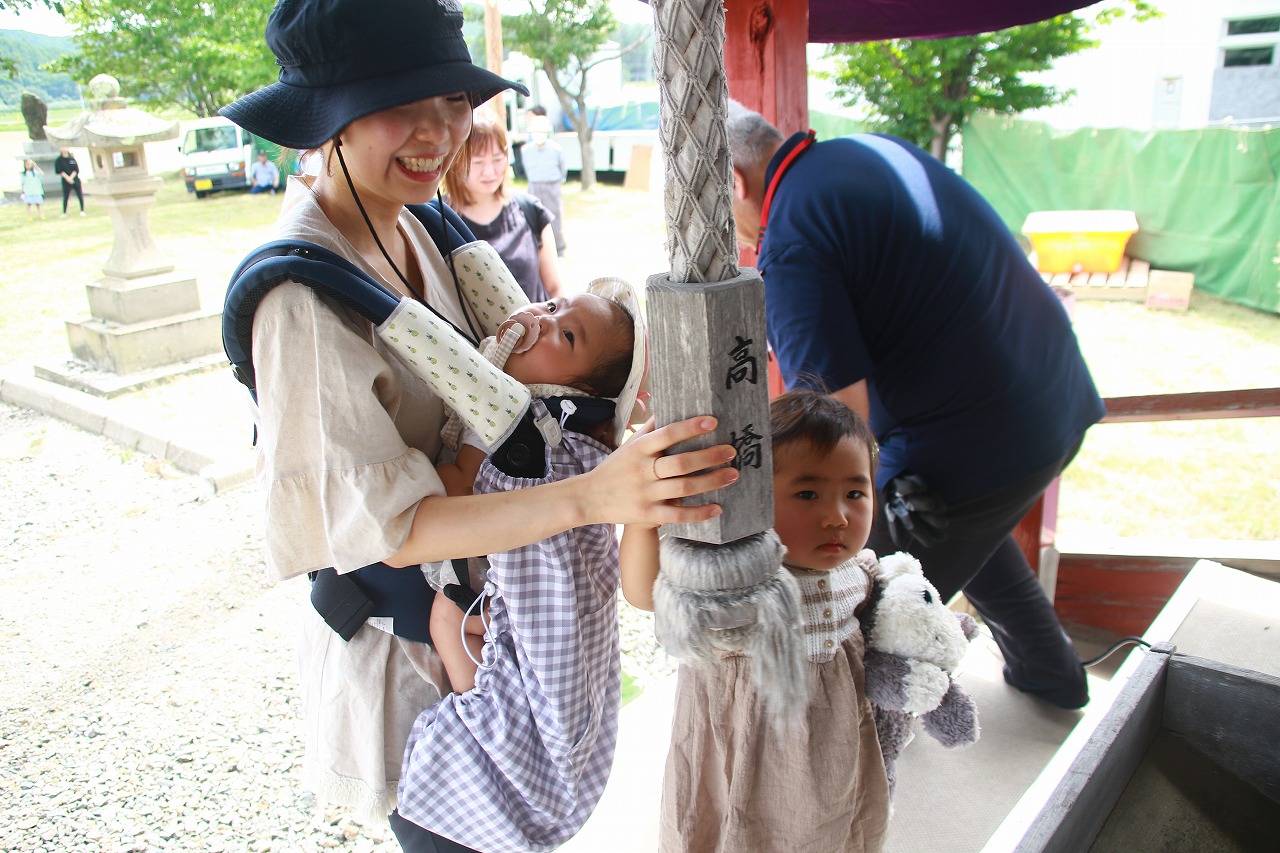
{"left": 1042, "top": 256, "right": 1149, "bottom": 303}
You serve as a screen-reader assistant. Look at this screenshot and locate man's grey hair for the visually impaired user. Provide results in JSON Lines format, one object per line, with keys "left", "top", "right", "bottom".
{"left": 725, "top": 100, "right": 785, "bottom": 173}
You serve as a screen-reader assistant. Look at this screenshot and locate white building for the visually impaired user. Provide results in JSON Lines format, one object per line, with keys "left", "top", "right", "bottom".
{"left": 1023, "top": 0, "right": 1280, "bottom": 130}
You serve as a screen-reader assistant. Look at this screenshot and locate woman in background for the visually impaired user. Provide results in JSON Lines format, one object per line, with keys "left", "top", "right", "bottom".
{"left": 444, "top": 107, "right": 562, "bottom": 301}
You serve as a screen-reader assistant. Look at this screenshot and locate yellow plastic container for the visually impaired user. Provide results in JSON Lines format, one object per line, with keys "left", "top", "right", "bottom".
{"left": 1021, "top": 210, "right": 1139, "bottom": 274}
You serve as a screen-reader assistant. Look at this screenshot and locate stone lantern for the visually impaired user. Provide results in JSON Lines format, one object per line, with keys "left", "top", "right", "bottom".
{"left": 40, "top": 74, "right": 222, "bottom": 395}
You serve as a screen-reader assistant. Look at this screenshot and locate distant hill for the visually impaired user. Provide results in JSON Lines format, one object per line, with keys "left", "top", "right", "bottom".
{"left": 0, "top": 29, "right": 80, "bottom": 110}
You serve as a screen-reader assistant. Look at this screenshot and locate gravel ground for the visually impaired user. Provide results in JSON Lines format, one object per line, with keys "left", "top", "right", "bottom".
{"left": 0, "top": 401, "right": 674, "bottom": 853}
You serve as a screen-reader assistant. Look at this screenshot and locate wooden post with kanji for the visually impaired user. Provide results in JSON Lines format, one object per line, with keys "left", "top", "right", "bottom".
{"left": 647, "top": 272, "right": 774, "bottom": 544}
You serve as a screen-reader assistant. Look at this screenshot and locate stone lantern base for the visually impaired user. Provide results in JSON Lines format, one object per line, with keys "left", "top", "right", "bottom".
{"left": 35, "top": 271, "right": 224, "bottom": 398}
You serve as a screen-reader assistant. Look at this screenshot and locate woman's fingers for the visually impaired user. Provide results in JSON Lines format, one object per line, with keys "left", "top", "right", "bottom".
{"left": 583, "top": 414, "right": 741, "bottom": 527}
{"left": 655, "top": 444, "right": 737, "bottom": 482}
{"left": 631, "top": 415, "right": 717, "bottom": 454}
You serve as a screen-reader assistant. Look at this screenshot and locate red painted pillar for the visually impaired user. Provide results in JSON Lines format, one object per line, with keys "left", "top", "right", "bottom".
{"left": 725, "top": 0, "right": 809, "bottom": 396}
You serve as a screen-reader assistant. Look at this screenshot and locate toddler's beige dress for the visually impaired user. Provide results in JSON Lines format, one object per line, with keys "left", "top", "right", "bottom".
{"left": 659, "top": 558, "right": 890, "bottom": 853}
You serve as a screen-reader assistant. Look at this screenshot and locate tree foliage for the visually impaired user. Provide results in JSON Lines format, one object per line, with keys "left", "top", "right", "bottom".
{"left": 823, "top": 2, "right": 1160, "bottom": 159}
{"left": 0, "top": 30, "right": 77, "bottom": 106}
{"left": 505, "top": 0, "right": 647, "bottom": 190}
{"left": 50, "top": 0, "right": 277, "bottom": 118}
{"left": 0, "top": 0, "right": 63, "bottom": 78}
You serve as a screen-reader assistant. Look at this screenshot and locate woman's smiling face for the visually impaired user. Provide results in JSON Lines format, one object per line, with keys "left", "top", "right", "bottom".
{"left": 336, "top": 93, "right": 474, "bottom": 206}
{"left": 462, "top": 139, "right": 509, "bottom": 198}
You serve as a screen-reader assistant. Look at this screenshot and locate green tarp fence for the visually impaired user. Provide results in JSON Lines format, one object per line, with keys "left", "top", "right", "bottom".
{"left": 962, "top": 112, "right": 1280, "bottom": 315}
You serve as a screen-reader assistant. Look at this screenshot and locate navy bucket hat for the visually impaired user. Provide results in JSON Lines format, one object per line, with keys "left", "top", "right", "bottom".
{"left": 222, "top": 0, "right": 529, "bottom": 150}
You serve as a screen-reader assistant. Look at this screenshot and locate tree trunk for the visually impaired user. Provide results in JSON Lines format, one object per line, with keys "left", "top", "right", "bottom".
{"left": 544, "top": 61, "right": 597, "bottom": 191}
{"left": 928, "top": 115, "right": 952, "bottom": 161}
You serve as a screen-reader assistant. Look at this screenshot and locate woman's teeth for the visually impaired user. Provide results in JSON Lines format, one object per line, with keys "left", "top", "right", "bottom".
{"left": 398, "top": 156, "right": 444, "bottom": 173}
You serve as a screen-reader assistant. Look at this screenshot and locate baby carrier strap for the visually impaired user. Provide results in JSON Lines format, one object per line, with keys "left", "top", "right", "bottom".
{"left": 223, "top": 201, "right": 470, "bottom": 402}
{"left": 223, "top": 240, "right": 401, "bottom": 400}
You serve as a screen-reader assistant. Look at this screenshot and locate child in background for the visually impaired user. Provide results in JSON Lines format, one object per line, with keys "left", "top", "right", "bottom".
{"left": 21, "top": 160, "right": 45, "bottom": 220}
{"left": 621, "top": 390, "right": 892, "bottom": 852}
{"left": 429, "top": 285, "right": 641, "bottom": 693}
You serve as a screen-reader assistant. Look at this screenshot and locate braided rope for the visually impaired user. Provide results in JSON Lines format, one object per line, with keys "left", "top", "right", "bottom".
{"left": 652, "top": 0, "right": 739, "bottom": 285}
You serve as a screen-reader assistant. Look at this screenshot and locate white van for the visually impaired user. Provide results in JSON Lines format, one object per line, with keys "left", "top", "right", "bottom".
{"left": 179, "top": 117, "right": 294, "bottom": 199}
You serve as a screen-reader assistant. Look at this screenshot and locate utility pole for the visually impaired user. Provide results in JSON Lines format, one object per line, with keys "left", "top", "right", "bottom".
{"left": 484, "top": 0, "right": 507, "bottom": 124}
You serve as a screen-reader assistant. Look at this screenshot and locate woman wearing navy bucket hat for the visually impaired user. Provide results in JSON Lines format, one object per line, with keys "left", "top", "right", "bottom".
{"left": 223, "top": 1, "right": 738, "bottom": 850}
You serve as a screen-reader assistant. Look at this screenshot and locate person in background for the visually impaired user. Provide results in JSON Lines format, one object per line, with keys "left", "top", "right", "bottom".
{"left": 21, "top": 159, "right": 45, "bottom": 220}
{"left": 444, "top": 107, "right": 562, "bottom": 301}
{"left": 221, "top": 1, "right": 736, "bottom": 849}
{"left": 54, "top": 148, "right": 85, "bottom": 217}
{"left": 249, "top": 151, "right": 281, "bottom": 194}
{"left": 520, "top": 110, "right": 567, "bottom": 257}
{"left": 724, "top": 100, "right": 1102, "bottom": 711}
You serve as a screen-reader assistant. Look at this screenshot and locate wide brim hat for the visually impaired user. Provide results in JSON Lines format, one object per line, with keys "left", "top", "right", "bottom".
{"left": 587, "top": 277, "right": 651, "bottom": 448}
{"left": 222, "top": 0, "right": 528, "bottom": 150}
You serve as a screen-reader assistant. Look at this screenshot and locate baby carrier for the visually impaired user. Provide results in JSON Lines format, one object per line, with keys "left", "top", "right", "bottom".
{"left": 223, "top": 200, "right": 555, "bottom": 643}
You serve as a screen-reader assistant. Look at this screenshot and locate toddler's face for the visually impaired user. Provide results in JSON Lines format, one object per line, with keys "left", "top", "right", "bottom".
{"left": 500, "top": 293, "right": 619, "bottom": 393}
{"left": 772, "top": 436, "right": 875, "bottom": 571}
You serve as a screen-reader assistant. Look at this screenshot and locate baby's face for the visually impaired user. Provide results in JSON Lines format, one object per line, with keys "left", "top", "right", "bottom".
{"left": 500, "top": 293, "right": 619, "bottom": 392}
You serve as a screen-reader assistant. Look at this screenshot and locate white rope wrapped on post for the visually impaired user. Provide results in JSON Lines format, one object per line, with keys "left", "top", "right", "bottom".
{"left": 646, "top": 0, "right": 808, "bottom": 727}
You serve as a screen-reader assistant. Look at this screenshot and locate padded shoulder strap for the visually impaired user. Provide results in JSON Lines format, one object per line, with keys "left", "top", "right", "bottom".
{"left": 223, "top": 199, "right": 474, "bottom": 398}
{"left": 222, "top": 241, "right": 401, "bottom": 398}
{"left": 408, "top": 199, "right": 477, "bottom": 252}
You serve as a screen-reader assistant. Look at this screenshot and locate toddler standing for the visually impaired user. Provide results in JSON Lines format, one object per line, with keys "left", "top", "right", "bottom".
{"left": 622, "top": 390, "right": 892, "bottom": 852}
{"left": 21, "top": 160, "right": 45, "bottom": 220}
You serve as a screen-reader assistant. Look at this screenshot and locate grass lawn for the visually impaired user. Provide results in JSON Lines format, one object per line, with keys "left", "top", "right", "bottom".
{"left": 0, "top": 174, "right": 1276, "bottom": 544}
{"left": 0, "top": 105, "right": 194, "bottom": 134}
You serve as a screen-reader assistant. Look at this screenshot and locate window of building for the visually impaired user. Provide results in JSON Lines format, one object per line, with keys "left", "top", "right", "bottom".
{"left": 1226, "top": 16, "right": 1280, "bottom": 37}
{"left": 1221, "top": 14, "right": 1280, "bottom": 68}
{"left": 1225, "top": 46, "right": 1276, "bottom": 66}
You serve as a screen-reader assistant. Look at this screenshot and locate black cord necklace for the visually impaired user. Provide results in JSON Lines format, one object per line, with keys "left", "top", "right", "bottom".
{"left": 333, "top": 139, "right": 480, "bottom": 346}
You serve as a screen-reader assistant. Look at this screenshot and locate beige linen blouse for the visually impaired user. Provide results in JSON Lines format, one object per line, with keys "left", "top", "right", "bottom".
{"left": 251, "top": 176, "right": 470, "bottom": 821}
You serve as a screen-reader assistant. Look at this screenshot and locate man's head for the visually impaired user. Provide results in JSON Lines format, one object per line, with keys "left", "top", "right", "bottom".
{"left": 257, "top": 152, "right": 269, "bottom": 162}
{"left": 725, "top": 100, "right": 785, "bottom": 250}
{"left": 528, "top": 114, "right": 553, "bottom": 146}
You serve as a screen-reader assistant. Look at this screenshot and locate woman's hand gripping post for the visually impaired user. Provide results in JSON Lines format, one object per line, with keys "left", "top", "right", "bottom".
{"left": 387, "top": 417, "right": 737, "bottom": 567}
{"left": 579, "top": 416, "right": 738, "bottom": 529}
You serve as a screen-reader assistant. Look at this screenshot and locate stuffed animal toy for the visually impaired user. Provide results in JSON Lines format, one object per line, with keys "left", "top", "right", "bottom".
{"left": 856, "top": 550, "right": 981, "bottom": 798}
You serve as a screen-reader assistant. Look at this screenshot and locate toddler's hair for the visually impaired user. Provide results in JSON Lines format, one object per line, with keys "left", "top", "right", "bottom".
{"left": 770, "top": 390, "right": 878, "bottom": 478}
{"left": 577, "top": 300, "right": 635, "bottom": 398}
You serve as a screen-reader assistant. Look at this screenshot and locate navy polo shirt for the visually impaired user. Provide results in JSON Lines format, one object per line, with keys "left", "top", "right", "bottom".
{"left": 760, "top": 132, "right": 1104, "bottom": 502}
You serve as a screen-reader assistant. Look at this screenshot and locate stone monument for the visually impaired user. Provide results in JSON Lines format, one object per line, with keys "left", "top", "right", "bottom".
{"left": 17, "top": 93, "right": 61, "bottom": 195}
{"left": 39, "top": 74, "right": 223, "bottom": 395}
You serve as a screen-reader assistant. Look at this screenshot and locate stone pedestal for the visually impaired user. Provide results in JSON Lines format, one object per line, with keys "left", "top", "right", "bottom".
{"left": 66, "top": 267, "right": 220, "bottom": 372}
{"left": 37, "top": 267, "right": 223, "bottom": 397}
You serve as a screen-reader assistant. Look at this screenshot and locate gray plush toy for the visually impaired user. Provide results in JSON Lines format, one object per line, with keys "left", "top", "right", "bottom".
{"left": 857, "top": 550, "right": 981, "bottom": 798}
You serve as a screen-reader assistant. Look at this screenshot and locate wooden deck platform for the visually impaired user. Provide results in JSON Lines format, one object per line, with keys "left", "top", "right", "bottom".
{"left": 1037, "top": 257, "right": 1198, "bottom": 311}
{"left": 1039, "top": 255, "right": 1150, "bottom": 302}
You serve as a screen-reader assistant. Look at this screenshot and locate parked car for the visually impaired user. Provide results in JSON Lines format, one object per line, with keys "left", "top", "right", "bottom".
{"left": 179, "top": 116, "right": 296, "bottom": 198}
